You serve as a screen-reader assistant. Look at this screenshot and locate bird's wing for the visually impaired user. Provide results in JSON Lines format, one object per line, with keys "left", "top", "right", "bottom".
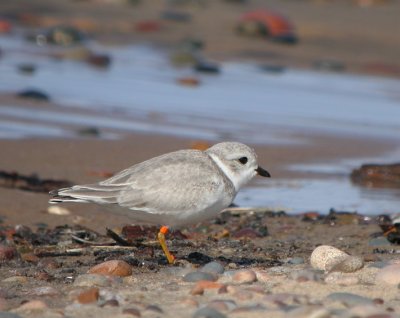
{"left": 115, "top": 150, "right": 227, "bottom": 214}
{"left": 52, "top": 150, "right": 230, "bottom": 214}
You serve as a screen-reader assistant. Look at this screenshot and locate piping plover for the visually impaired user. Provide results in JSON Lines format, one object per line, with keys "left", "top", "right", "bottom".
{"left": 49, "top": 141, "right": 270, "bottom": 263}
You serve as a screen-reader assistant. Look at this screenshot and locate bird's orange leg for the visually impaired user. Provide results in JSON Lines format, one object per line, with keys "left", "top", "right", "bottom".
{"left": 157, "top": 226, "right": 175, "bottom": 264}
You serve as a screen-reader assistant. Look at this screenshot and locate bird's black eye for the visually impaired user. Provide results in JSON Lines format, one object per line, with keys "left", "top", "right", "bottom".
{"left": 238, "top": 157, "right": 248, "bottom": 165}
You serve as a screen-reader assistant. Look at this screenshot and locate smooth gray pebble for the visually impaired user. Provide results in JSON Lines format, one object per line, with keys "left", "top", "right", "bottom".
{"left": 193, "top": 307, "right": 227, "bottom": 318}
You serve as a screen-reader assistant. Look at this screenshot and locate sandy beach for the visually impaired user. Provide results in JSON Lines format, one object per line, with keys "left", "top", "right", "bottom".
{"left": 1, "top": 1, "right": 400, "bottom": 317}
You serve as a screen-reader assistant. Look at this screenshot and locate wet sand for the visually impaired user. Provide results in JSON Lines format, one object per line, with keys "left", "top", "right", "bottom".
{"left": 1, "top": 0, "right": 400, "bottom": 77}
{"left": 0, "top": 129, "right": 397, "bottom": 230}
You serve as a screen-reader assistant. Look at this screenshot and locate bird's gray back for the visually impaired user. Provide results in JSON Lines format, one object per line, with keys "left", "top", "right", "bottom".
{"left": 102, "top": 150, "right": 236, "bottom": 215}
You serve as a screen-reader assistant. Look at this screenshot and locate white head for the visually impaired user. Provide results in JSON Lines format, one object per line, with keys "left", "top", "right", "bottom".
{"left": 206, "top": 142, "right": 270, "bottom": 191}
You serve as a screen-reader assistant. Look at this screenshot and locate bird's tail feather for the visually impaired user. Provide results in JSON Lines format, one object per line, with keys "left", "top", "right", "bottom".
{"left": 49, "top": 184, "right": 124, "bottom": 204}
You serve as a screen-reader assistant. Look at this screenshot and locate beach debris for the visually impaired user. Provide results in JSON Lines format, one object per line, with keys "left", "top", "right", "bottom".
{"left": 135, "top": 20, "right": 162, "bottom": 32}
{"left": 351, "top": 162, "right": 400, "bottom": 188}
{"left": 16, "top": 89, "right": 50, "bottom": 101}
{"left": 236, "top": 10, "right": 298, "bottom": 44}
{"left": 376, "top": 214, "right": 400, "bottom": 244}
{"left": 28, "top": 25, "right": 86, "bottom": 47}
{"left": 17, "top": 63, "right": 36, "bottom": 75}
{"left": 194, "top": 60, "right": 220, "bottom": 74}
{"left": 76, "top": 126, "right": 101, "bottom": 137}
{"left": 47, "top": 206, "right": 71, "bottom": 216}
{"left": 177, "top": 77, "right": 200, "bottom": 87}
{"left": 0, "top": 170, "right": 72, "bottom": 193}
{"left": 87, "top": 53, "right": 112, "bottom": 68}
{"left": 161, "top": 10, "right": 192, "bottom": 22}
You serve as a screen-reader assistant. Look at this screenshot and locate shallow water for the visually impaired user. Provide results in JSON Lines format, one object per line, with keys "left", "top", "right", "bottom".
{"left": 236, "top": 178, "right": 400, "bottom": 215}
{"left": 0, "top": 34, "right": 399, "bottom": 214}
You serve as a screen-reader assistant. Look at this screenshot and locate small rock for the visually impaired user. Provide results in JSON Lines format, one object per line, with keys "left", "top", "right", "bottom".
{"left": 207, "top": 300, "right": 237, "bottom": 312}
{"left": 177, "top": 77, "right": 200, "bottom": 87}
{"left": 17, "top": 89, "right": 49, "bottom": 101}
{"left": 190, "top": 284, "right": 204, "bottom": 295}
{"left": 326, "top": 292, "right": 373, "bottom": 307}
{"left": 196, "top": 281, "right": 224, "bottom": 290}
{"left": 183, "top": 271, "right": 217, "bottom": 282}
{"left": 0, "top": 246, "right": 17, "bottom": 261}
{"left": 287, "top": 257, "right": 305, "bottom": 265}
{"left": 232, "top": 270, "right": 257, "bottom": 284}
{"left": 193, "top": 307, "right": 226, "bottom": 318}
{"left": 310, "top": 245, "right": 349, "bottom": 271}
{"left": 100, "top": 299, "right": 119, "bottom": 307}
{"left": 88, "top": 260, "right": 132, "bottom": 277}
{"left": 122, "top": 307, "right": 141, "bottom": 317}
{"left": 231, "top": 304, "right": 266, "bottom": 314}
{"left": 145, "top": 305, "right": 163, "bottom": 313}
{"left": 325, "top": 272, "right": 359, "bottom": 285}
{"left": 17, "top": 300, "right": 48, "bottom": 311}
{"left": 201, "top": 261, "right": 225, "bottom": 275}
{"left": 74, "top": 274, "right": 120, "bottom": 287}
{"left": 77, "top": 287, "right": 99, "bottom": 304}
{"left": 330, "top": 255, "right": 364, "bottom": 273}
{"left": 47, "top": 206, "right": 71, "bottom": 216}
{"left": 376, "top": 264, "right": 400, "bottom": 285}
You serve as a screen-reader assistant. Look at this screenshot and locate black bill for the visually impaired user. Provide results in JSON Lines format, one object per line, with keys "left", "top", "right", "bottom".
{"left": 256, "top": 166, "right": 271, "bottom": 177}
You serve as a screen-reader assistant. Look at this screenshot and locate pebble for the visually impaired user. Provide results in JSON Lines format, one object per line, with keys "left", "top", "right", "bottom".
{"left": 145, "top": 305, "right": 163, "bottom": 313}
{"left": 77, "top": 287, "right": 99, "bottom": 304}
{"left": 375, "top": 264, "right": 400, "bottom": 285}
{"left": 231, "top": 304, "right": 266, "bottom": 314}
{"left": 183, "top": 271, "right": 217, "bottom": 282}
{"left": 101, "top": 299, "right": 119, "bottom": 307}
{"left": 329, "top": 255, "right": 364, "bottom": 273}
{"left": 326, "top": 292, "right": 373, "bottom": 307}
{"left": 122, "top": 307, "right": 141, "bottom": 317}
{"left": 232, "top": 269, "right": 257, "bottom": 284}
{"left": 324, "top": 272, "right": 359, "bottom": 285}
{"left": 0, "top": 246, "right": 17, "bottom": 261}
{"left": 88, "top": 260, "right": 132, "bottom": 277}
{"left": 193, "top": 307, "right": 226, "bottom": 318}
{"left": 2, "top": 276, "right": 28, "bottom": 284}
{"left": 200, "top": 262, "right": 225, "bottom": 275}
{"left": 17, "top": 300, "right": 48, "bottom": 311}
{"left": 74, "top": 274, "right": 121, "bottom": 287}
{"left": 47, "top": 205, "right": 71, "bottom": 216}
{"left": 287, "top": 257, "right": 305, "bottom": 265}
{"left": 310, "top": 245, "right": 349, "bottom": 271}
{"left": 207, "top": 300, "right": 237, "bottom": 312}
